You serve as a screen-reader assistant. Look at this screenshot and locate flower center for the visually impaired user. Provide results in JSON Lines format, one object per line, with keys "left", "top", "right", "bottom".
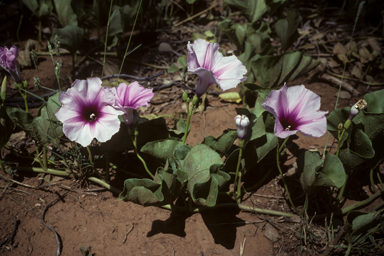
{"left": 89, "top": 113, "right": 97, "bottom": 121}
{"left": 82, "top": 106, "right": 99, "bottom": 122}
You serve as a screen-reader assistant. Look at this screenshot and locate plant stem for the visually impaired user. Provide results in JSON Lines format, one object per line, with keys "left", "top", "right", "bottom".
{"left": 87, "top": 177, "right": 121, "bottom": 194}
{"left": 43, "top": 146, "right": 47, "bottom": 171}
{"left": 278, "top": 137, "right": 289, "bottom": 153}
{"left": 277, "top": 138, "right": 298, "bottom": 214}
{"left": 16, "top": 166, "right": 297, "bottom": 218}
{"left": 337, "top": 174, "right": 348, "bottom": 201}
{"left": 182, "top": 106, "right": 193, "bottom": 145}
{"left": 101, "top": 0, "right": 114, "bottom": 79}
{"left": 234, "top": 146, "right": 243, "bottom": 203}
{"left": 86, "top": 146, "right": 93, "bottom": 165}
{"left": 16, "top": 167, "right": 72, "bottom": 177}
{"left": 236, "top": 172, "right": 242, "bottom": 204}
{"left": 130, "top": 127, "right": 154, "bottom": 179}
{"left": 336, "top": 128, "right": 346, "bottom": 156}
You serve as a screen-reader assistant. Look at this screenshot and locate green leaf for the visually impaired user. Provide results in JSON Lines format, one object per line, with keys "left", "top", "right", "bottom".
{"left": 178, "top": 56, "right": 187, "bottom": 67}
{"left": 141, "top": 138, "right": 182, "bottom": 162}
{"left": 22, "top": 0, "right": 53, "bottom": 18}
{"left": 255, "top": 132, "right": 278, "bottom": 160}
{"left": 251, "top": 51, "right": 319, "bottom": 88}
{"left": 364, "top": 89, "right": 384, "bottom": 113}
{"left": 53, "top": 0, "right": 77, "bottom": 26}
{"left": 299, "top": 151, "right": 323, "bottom": 193}
{"left": 92, "top": 0, "right": 109, "bottom": 25}
{"left": 6, "top": 107, "right": 34, "bottom": 136}
{"left": 274, "top": 9, "right": 302, "bottom": 51}
{"left": 202, "top": 129, "right": 237, "bottom": 157}
{"left": 225, "top": 0, "right": 268, "bottom": 24}
{"left": 136, "top": 117, "right": 170, "bottom": 149}
{"left": 313, "top": 153, "right": 346, "bottom": 188}
{"left": 167, "top": 64, "right": 179, "bottom": 73}
{"left": 109, "top": 7, "right": 123, "bottom": 37}
{"left": 169, "top": 118, "right": 190, "bottom": 138}
{"left": 32, "top": 93, "right": 63, "bottom": 145}
{"left": 155, "top": 167, "right": 182, "bottom": 203}
{"left": 0, "top": 106, "right": 13, "bottom": 149}
{"left": 118, "top": 178, "right": 164, "bottom": 206}
{"left": 22, "top": 0, "right": 39, "bottom": 14}
{"left": 50, "top": 25, "right": 84, "bottom": 55}
{"left": 121, "top": 3, "right": 139, "bottom": 28}
{"left": 344, "top": 211, "right": 382, "bottom": 244}
{"left": 183, "top": 144, "right": 224, "bottom": 207}
{"left": 173, "top": 144, "right": 191, "bottom": 161}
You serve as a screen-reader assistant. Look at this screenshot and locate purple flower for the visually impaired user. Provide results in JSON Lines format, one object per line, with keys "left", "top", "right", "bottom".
{"left": 0, "top": 45, "right": 22, "bottom": 83}
{"left": 187, "top": 39, "right": 247, "bottom": 97}
{"left": 261, "top": 83, "right": 328, "bottom": 139}
{"left": 55, "top": 78, "right": 123, "bottom": 147}
{"left": 111, "top": 81, "right": 154, "bottom": 127}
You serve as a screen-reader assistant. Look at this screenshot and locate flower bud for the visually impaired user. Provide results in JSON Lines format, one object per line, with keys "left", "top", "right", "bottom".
{"left": 234, "top": 114, "right": 250, "bottom": 140}
{"left": 348, "top": 99, "right": 367, "bottom": 120}
{"left": 182, "top": 91, "right": 189, "bottom": 102}
{"left": 192, "top": 95, "right": 199, "bottom": 106}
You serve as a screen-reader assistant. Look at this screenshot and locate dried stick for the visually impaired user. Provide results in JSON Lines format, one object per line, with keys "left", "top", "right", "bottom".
{"left": 321, "top": 73, "right": 360, "bottom": 96}
{"left": 41, "top": 192, "right": 68, "bottom": 256}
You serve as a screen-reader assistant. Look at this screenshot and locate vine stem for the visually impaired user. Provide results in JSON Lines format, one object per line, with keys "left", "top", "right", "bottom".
{"left": 130, "top": 127, "right": 154, "bottom": 179}
{"left": 182, "top": 106, "right": 193, "bottom": 145}
{"left": 277, "top": 138, "right": 298, "bottom": 214}
{"left": 86, "top": 146, "right": 93, "bottom": 165}
{"left": 234, "top": 146, "right": 243, "bottom": 204}
{"left": 14, "top": 167, "right": 383, "bottom": 219}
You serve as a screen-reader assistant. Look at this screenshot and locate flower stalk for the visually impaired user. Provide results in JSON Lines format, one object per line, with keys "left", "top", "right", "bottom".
{"left": 129, "top": 127, "right": 154, "bottom": 179}
{"left": 277, "top": 137, "right": 298, "bottom": 214}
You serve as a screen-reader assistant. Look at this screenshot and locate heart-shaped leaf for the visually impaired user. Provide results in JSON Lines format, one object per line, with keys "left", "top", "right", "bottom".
{"left": 53, "top": 0, "right": 78, "bottom": 26}
{"left": 183, "top": 144, "right": 224, "bottom": 207}
{"left": 32, "top": 93, "right": 63, "bottom": 145}
{"left": 50, "top": 25, "right": 84, "bottom": 55}
{"left": 118, "top": 178, "right": 164, "bottom": 206}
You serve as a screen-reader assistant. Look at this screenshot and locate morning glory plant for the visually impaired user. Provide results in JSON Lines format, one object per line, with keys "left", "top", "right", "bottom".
{"left": 262, "top": 83, "right": 328, "bottom": 213}
{"left": 111, "top": 81, "right": 154, "bottom": 178}
{"left": 55, "top": 78, "right": 123, "bottom": 148}
{"left": 182, "top": 39, "right": 247, "bottom": 144}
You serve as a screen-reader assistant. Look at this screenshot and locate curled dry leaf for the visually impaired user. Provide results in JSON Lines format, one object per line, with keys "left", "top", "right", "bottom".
{"left": 351, "top": 63, "right": 363, "bottom": 80}
{"left": 359, "top": 46, "right": 373, "bottom": 63}
{"left": 367, "top": 38, "right": 381, "bottom": 56}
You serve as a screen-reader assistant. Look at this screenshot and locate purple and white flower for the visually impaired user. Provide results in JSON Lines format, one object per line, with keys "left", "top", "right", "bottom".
{"left": 261, "top": 83, "right": 328, "bottom": 139}
{"left": 234, "top": 114, "right": 250, "bottom": 140}
{"left": 0, "top": 45, "right": 22, "bottom": 83}
{"left": 55, "top": 78, "right": 123, "bottom": 147}
{"left": 187, "top": 39, "right": 247, "bottom": 97}
{"left": 111, "top": 81, "right": 154, "bottom": 127}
